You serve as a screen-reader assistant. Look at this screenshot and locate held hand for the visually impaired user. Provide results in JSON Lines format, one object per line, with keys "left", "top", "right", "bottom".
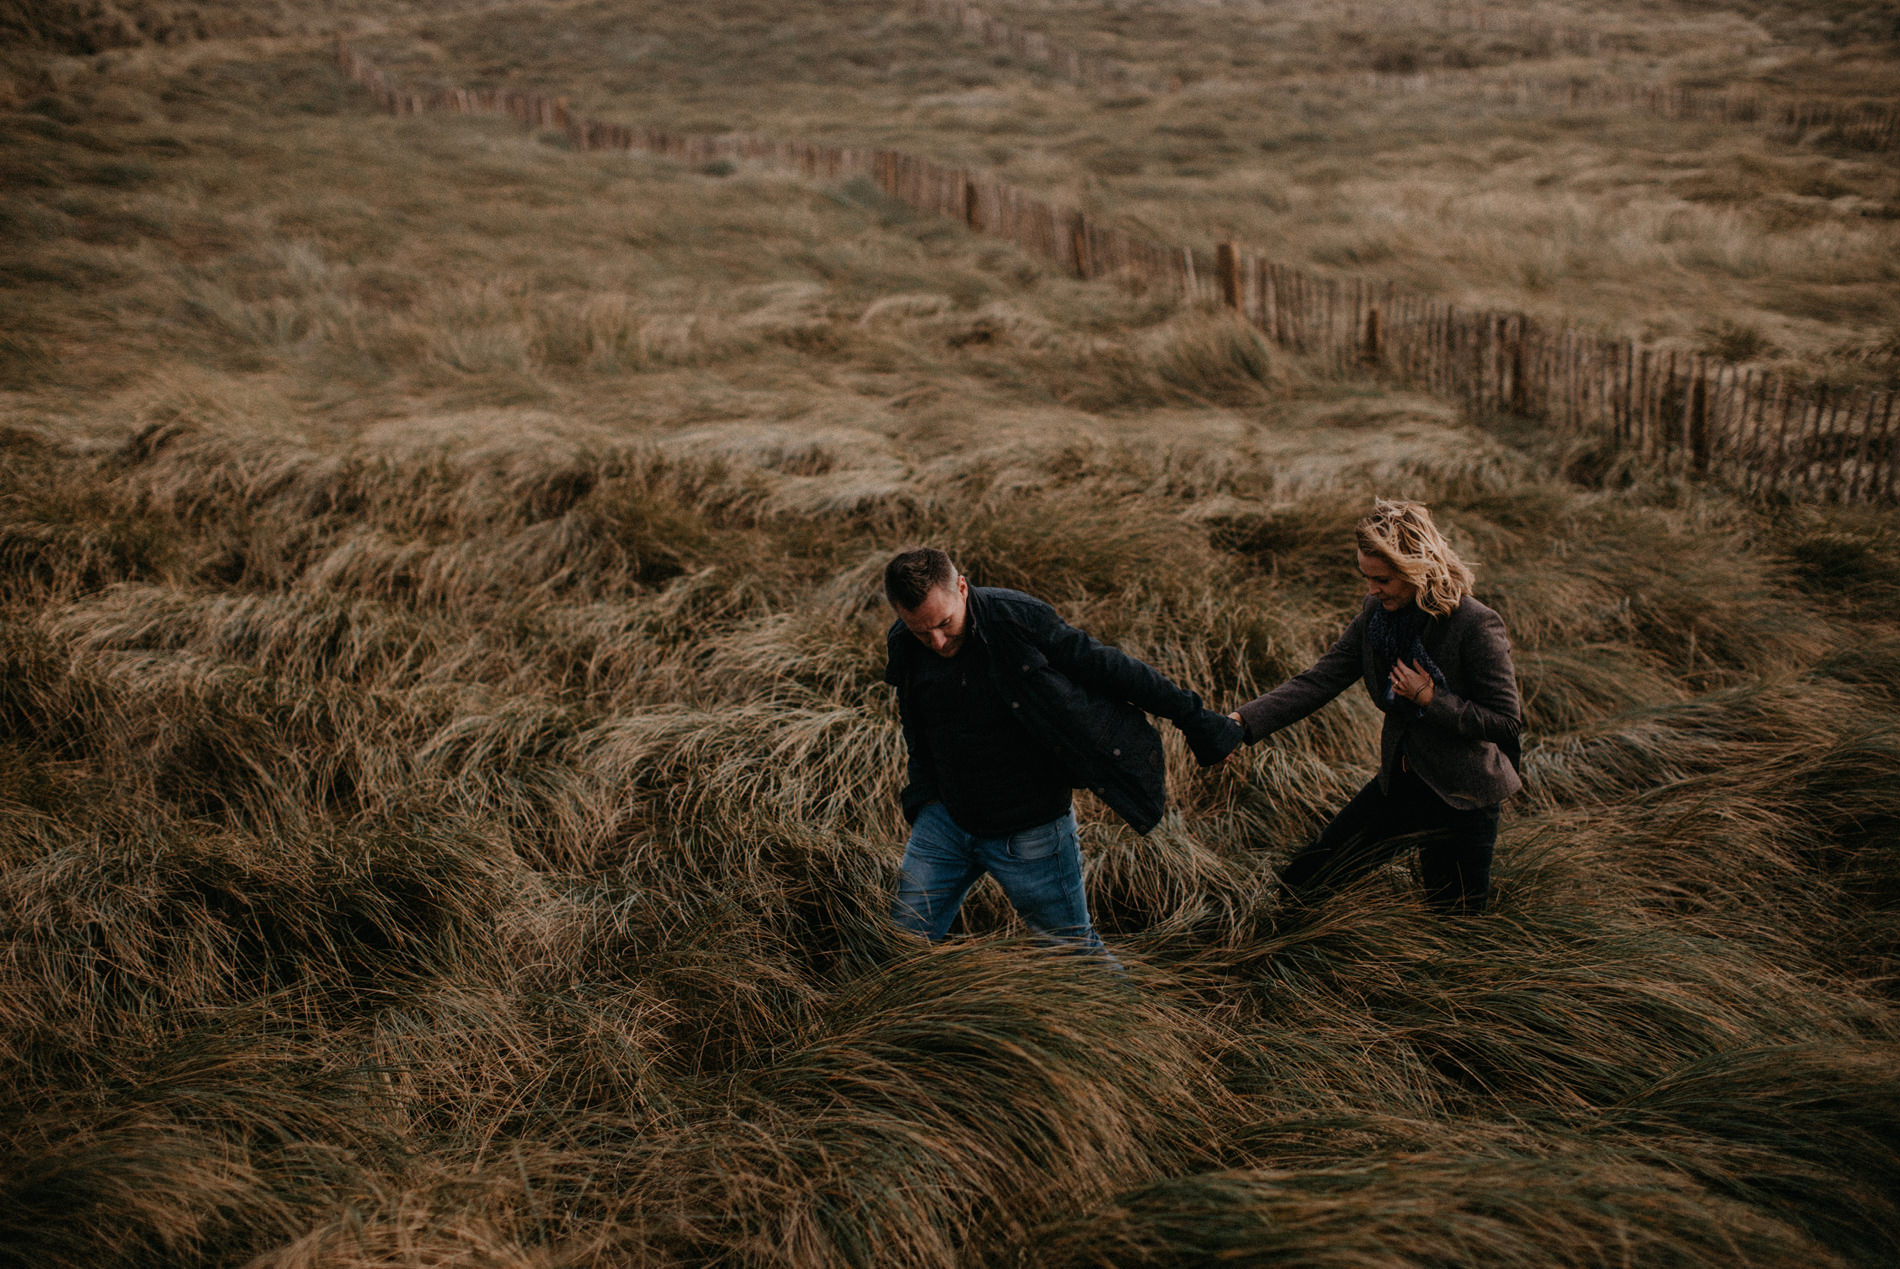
{"left": 1181, "top": 709, "right": 1245, "bottom": 766}
{"left": 1390, "top": 660, "right": 1435, "bottom": 706}
{"left": 1228, "top": 710, "right": 1275, "bottom": 744}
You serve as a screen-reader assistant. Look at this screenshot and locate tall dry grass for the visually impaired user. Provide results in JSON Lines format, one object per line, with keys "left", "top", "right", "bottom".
{"left": 2, "top": 3, "right": 1899, "bottom": 1266}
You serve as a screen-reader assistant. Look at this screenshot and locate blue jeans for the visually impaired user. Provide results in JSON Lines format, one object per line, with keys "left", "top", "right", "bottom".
{"left": 891, "top": 803, "right": 1113, "bottom": 959}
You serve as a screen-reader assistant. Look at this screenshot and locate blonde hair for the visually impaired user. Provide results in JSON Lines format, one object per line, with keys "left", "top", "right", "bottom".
{"left": 1355, "top": 498, "right": 1475, "bottom": 617}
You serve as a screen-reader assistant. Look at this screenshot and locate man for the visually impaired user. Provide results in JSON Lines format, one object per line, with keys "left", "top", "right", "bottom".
{"left": 882, "top": 547, "right": 1242, "bottom": 956}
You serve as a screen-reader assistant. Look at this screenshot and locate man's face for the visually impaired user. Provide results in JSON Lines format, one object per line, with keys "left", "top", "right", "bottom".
{"left": 1357, "top": 550, "right": 1418, "bottom": 612}
{"left": 897, "top": 575, "right": 970, "bottom": 657}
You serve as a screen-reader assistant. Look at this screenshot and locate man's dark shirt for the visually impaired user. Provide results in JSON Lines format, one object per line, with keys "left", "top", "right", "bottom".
{"left": 910, "top": 634, "right": 1072, "bottom": 836}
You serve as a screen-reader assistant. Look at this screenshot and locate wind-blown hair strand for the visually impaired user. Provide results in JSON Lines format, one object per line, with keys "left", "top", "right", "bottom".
{"left": 1355, "top": 499, "right": 1475, "bottom": 617}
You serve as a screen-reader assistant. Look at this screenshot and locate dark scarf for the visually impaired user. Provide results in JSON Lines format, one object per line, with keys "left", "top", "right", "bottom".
{"left": 1367, "top": 601, "right": 1448, "bottom": 712}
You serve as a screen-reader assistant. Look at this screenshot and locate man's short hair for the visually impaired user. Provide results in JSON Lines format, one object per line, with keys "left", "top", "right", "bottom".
{"left": 884, "top": 548, "right": 956, "bottom": 610}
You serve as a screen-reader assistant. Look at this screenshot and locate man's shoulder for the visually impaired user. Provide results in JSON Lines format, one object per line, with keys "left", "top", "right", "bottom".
{"left": 970, "top": 586, "right": 1062, "bottom": 642}
{"left": 971, "top": 585, "right": 1055, "bottom": 619}
{"left": 885, "top": 615, "right": 916, "bottom": 685}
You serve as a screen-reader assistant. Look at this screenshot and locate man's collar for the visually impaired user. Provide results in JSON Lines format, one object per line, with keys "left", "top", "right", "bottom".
{"left": 960, "top": 583, "right": 990, "bottom": 645}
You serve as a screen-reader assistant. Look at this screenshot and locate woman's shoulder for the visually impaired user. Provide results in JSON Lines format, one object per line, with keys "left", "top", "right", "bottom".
{"left": 1444, "top": 594, "right": 1510, "bottom": 639}
{"left": 1449, "top": 593, "right": 1501, "bottom": 621}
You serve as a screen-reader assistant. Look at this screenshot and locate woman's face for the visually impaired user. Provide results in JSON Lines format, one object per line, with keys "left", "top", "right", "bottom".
{"left": 1357, "top": 550, "right": 1417, "bottom": 612}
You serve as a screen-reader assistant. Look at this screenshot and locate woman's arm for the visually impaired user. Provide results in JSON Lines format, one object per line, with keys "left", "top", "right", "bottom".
{"left": 1234, "top": 606, "right": 1370, "bottom": 742}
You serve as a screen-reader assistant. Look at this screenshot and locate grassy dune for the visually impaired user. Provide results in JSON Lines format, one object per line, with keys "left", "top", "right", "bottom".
{"left": 3, "top": 0, "right": 1900, "bottom": 1265}
{"left": 336, "top": 0, "right": 1900, "bottom": 385}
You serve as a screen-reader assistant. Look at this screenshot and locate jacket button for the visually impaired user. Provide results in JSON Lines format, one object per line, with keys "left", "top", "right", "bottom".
{"left": 1021, "top": 664, "right": 1031, "bottom": 672}
{"left": 1112, "top": 748, "right": 1121, "bottom": 756}
{"left": 1011, "top": 701, "right": 1020, "bottom": 709}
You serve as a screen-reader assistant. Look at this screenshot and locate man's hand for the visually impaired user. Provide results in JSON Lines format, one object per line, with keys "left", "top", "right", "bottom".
{"left": 1390, "top": 659, "right": 1435, "bottom": 706}
{"left": 1178, "top": 709, "right": 1244, "bottom": 766}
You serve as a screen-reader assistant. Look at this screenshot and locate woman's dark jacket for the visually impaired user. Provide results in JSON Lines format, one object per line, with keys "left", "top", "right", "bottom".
{"left": 885, "top": 586, "right": 1242, "bottom": 834}
{"left": 1236, "top": 595, "right": 1523, "bottom": 809}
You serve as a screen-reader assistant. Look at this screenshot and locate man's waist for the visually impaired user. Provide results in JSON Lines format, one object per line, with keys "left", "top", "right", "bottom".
{"left": 935, "top": 789, "right": 1075, "bottom": 838}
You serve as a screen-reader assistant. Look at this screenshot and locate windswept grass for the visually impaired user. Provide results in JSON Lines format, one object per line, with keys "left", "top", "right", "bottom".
{"left": 2, "top": 2, "right": 1898, "bottom": 1266}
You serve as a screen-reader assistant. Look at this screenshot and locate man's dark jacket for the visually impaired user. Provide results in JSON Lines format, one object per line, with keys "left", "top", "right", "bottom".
{"left": 885, "top": 586, "right": 1242, "bottom": 835}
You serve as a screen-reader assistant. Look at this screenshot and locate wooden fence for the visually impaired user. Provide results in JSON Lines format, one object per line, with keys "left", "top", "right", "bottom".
{"left": 335, "top": 41, "right": 1897, "bottom": 503}
{"left": 1211, "top": 248, "right": 1897, "bottom": 501}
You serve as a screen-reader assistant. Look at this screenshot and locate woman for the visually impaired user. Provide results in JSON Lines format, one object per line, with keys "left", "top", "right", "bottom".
{"left": 1231, "top": 499, "right": 1522, "bottom": 914}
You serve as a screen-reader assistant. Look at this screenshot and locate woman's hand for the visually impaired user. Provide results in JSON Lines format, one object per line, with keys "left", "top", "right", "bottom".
{"left": 1228, "top": 712, "right": 1242, "bottom": 724}
{"left": 1390, "top": 659, "right": 1435, "bottom": 706}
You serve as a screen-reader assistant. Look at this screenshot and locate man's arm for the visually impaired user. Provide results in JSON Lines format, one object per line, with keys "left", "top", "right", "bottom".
{"left": 1032, "top": 612, "right": 1199, "bottom": 718}
{"left": 884, "top": 626, "right": 939, "bottom": 823}
{"left": 1235, "top": 605, "right": 1370, "bottom": 742}
{"left": 1024, "top": 604, "right": 1242, "bottom": 765}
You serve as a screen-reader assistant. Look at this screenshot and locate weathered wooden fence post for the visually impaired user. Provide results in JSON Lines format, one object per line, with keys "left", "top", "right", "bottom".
{"left": 1215, "top": 242, "right": 1240, "bottom": 311}
{"left": 1509, "top": 315, "right": 1527, "bottom": 415}
{"left": 1690, "top": 360, "right": 1710, "bottom": 473}
{"left": 1070, "top": 213, "right": 1093, "bottom": 279}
